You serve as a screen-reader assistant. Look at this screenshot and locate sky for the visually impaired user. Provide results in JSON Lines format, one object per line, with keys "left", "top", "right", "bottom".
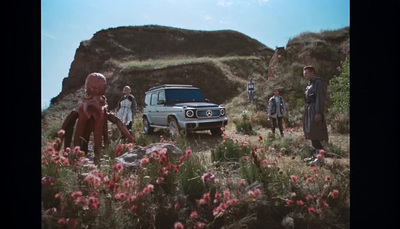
{"left": 41, "top": 0, "right": 349, "bottom": 110}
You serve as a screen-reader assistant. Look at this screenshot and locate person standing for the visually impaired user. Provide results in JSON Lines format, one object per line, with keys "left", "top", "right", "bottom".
{"left": 302, "top": 66, "right": 328, "bottom": 164}
{"left": 268, "top": 89, "right": 287, "bottom": 138}
{"left": 116, "top": 86, "right": 137, "bottom": 136}
{"left": 247, "top": 78, "right": 255, "bottom": 103}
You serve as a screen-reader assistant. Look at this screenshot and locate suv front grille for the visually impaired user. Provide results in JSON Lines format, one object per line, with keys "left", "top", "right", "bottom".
{"left": 196, "top": 109, "right": 220, "bottom": 118}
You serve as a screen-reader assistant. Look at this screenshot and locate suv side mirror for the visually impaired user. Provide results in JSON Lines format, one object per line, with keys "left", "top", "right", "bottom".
{"left": 205, "top": 98, "right": 210, "bottom": 102}
{"left": 157, "top": 99, "right": 165, "bottom": 105}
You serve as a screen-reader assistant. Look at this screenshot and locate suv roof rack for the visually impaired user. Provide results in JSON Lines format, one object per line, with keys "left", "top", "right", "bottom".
{"left": 148, "top": 84, "right": 195, "bottom": 91}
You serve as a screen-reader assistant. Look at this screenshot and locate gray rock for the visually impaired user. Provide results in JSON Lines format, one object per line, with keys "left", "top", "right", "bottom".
{"left": 115, "top": 143, "right": 183, "bottom": 170}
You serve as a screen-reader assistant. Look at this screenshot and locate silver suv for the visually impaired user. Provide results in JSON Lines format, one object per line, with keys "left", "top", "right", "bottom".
{"left": 142, "top": 84, "right": 228, "bottom": 137}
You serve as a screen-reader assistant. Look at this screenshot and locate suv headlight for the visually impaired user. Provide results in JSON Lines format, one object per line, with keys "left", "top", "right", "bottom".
{"left": 220, "top": 108, "right": 226, "bottom": 116}
{"left": 185, "top": 109, "right": 195, "bottom": 118}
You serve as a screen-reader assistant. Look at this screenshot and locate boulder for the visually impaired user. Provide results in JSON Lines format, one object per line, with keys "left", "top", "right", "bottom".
{"left": 115, "top": 143, "right": 183, "bottom": 170}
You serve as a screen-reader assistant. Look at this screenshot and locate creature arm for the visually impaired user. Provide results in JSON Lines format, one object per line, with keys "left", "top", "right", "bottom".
{"left": 59, "top": 110, "right": 79, "bottom": 151}
{"left": 107, "top": 112, "right": 136, "bottom": 143}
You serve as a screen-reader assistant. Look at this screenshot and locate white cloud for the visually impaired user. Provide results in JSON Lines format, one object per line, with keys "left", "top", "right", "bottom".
{"left": 256, "top": 0, "right": 270, "bottom": 4}
{"left": 219, "top": 20, "right": 230, "bottom": 25}
{"left": 217, "top": 0, "right": 234, "bottom": 7}
{"left": 42, "top": 31, "right": 56, "bottom": 39}
{"left": 203, "top": 14, "right": 213, "bottom": 21}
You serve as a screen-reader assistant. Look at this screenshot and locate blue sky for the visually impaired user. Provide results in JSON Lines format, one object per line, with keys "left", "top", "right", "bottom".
{"left": 41, "top": 0, "right": 349, "bottom": 110}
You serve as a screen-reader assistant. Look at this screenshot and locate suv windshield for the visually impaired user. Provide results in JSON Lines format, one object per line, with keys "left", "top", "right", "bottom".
{"left": 166, "top": 89, "right": 206, "bottom": 103}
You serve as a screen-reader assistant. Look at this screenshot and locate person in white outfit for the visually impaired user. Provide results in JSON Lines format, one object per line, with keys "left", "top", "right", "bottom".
{"left": 116, "top": 86, "right": 137, "bottom": 136}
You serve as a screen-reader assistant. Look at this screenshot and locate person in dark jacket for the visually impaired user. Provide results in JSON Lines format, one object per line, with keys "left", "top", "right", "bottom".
{"left": 268, "top": 89, "right": 287, "bottom": 138}
{"left": 302, "top": 66, "right": 328, "bottom": 164}
{"left": 116, "top": 86, "right": 137, "bottom": 136}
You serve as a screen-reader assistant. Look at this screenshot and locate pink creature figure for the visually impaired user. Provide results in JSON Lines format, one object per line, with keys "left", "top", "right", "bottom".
{"left": 59, "top": 72, "right": 135, "bottom": 164}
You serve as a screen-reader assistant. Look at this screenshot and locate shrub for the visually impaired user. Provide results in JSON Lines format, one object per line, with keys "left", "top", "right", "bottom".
{"left": 328, "top": 58, "right": 350, "bottom": 134}
{"left": 211, "top": 135, "right": 251, "bottom": 162}
{"left": 234, "top": 111, "right": 255, "bottom": 134}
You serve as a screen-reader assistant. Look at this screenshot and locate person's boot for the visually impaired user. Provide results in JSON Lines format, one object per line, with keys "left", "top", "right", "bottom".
{"left": 303, "top": 148, "right": 317, "bottom": 162}
{"left": 309, "top": 149, "right": 325, "bottom": 166}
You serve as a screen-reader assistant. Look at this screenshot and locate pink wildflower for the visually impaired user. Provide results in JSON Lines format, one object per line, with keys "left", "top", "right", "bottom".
{"left": 229, "top": 197, "right": 238, "bottom": 205}
{"left": 296, "top": 200, "right": 304, "bottom": 206}
{"left": 326, "top": 176, "right": 331, "bottom": 182}
{"left": 308, "top": 207, "right": 316, "bottom": 213}
{"left": 290, "top": 175, "right": 298, "bottom": 183}
{"left": 242, "top": 156, "right": 248, "bottom": 161}
{"left": 174, "top": 222, "right": 184, "bottom": 229}
{"left": 115, "top": 145, "right": 123, "bottom": 157}
{"left": 73, "top": 146, "right": 82, "bottom": 157}
{"left": 159, "top": 154, "right": 168, "bottom": 164}
{"left": 194, "top": 222, "right": 205, "bottom": 229}
{"left": 240, "top": 179, "right": 246, "bottom": 186}
{"left": 141, "top": 157, "right": 149, "bottom": 165}
{"left": 317, "top": 199, "right": 329, "bottom": 208}
{"left": 71, "top": 191, "right": 83, "bottom": 199}
{"left": 331, "top": 189, "right": 339, "bottom": 199}
{"left": 185, "top": 149, "right": 192, "bottom": 158}
{"left": 130, "top": 205, "right": 137, "bottom": 212}
{"left": 201, "top": 172, "right": 215, "bottom": 183}
{"left": 306, "top": 194, "right": 313, "bottom": 201}
{"left": 73, "top": 196, "right": 89, "bottom": 206}
{"left": 112, "top": 163, "right": 124, "bottom": 174}
{"left": 114, "top": 192, "right": 127, "bottom": 200}
{"left": 128, "top": 194, "right": 137, "bottom": 202}
{"left": 311, "top": 167, "right": 317, "bottom": 173}
{"left": 122, "top": 179, "right": 132, "bottom": 188}
{"left": 57, "top": 129, "right": 65, "bottom": 138}
{"left": 268, "top": 146, "right": 275, "bottom": 151}
{"left": 156, "top": 176, "right": 165, "bottom": 184}
{"left": 286, "top": 200, "right": 293, "bottom": 206}
{"left": 253, "top": 188, "right": 261, "bottom": 198}
{"left": 190, "top": 210, "right": 198, "bottom": 219}
{"left": 262, "top": 159, "right": 268, "bottom": 167}
{"left": 223, "top": 189, "right": 231, "bottom": 201}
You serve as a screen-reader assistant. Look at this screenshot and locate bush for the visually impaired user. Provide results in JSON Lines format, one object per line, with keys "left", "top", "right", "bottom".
{"left": 328, "top": 58, "right": 350, "bottom": 134}
{"left": 211, "top": 136, "right": 251, "bottom": 163}
{"left": 234, "top": 111, "right": 255, "bottom": 134}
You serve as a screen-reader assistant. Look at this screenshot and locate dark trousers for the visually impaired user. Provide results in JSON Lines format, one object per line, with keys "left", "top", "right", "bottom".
{"left": 126, "top": 121, "right": 132, "bottom": 133}
{"left": 311, "top": 140, "right": 323, "bottom": 149}
{"left": 271, "top": 117, "right": 284, "bottom": 135}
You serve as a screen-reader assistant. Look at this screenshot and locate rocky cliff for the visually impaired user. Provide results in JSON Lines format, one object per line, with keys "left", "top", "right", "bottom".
{"left": 51, "top": 25, "right": 274, "bottom": 109}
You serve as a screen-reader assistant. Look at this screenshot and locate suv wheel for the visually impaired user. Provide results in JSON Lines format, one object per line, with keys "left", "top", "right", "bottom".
{"left": 167, "top": 117, "right": 180, "bottom": 139}
{"left": 143, "top": 117, "right": 154, "bottom": 134}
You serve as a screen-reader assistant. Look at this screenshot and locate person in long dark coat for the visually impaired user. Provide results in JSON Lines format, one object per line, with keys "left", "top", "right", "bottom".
{"left": 302, "top": 66, "right": 328, "bottom": 163}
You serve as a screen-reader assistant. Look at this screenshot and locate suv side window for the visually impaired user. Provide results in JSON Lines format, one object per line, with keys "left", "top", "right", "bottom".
{"left": 158, "top": 91, "right": 165, "bottom": 104}
{"left": 145, "top": 93, "right": 151, "bottom": 107}
{"left": 151, "top": 92, "right": 158, "bottom": 105}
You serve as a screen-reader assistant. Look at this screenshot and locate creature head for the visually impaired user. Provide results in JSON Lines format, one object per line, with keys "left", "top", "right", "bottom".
{"left": 80, "top": 73, "right": 108, "bottom": 119}
{"left": 85, "top": 73, "right": 107, "bottom": 96}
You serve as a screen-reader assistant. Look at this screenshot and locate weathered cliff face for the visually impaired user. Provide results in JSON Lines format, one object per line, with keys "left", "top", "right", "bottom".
{"left": 51, "top": 25, "right": 274, "bottom": 107}
{"left": 268, "top": 27, "right": 350, "bottom": 82}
